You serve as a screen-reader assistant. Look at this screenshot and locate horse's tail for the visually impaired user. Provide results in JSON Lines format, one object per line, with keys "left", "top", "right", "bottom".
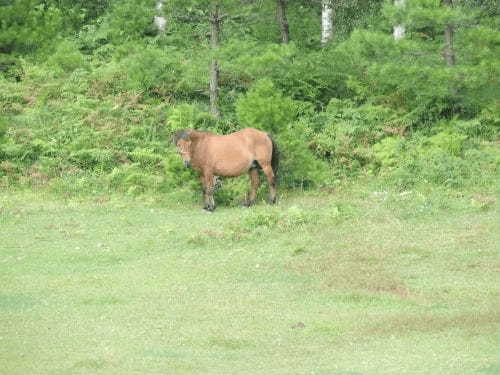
{"left": 268, "top": 134, "right": 280, "bottom": 177}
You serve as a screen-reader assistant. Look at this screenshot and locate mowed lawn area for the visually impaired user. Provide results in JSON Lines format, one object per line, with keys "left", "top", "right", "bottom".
{"left": 1, "top": 187, "right": 499, "bottom": 375}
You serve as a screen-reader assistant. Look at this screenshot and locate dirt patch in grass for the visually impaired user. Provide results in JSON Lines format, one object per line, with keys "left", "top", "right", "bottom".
{"left": 291, "top": 241, "right": 409, "bottom": 298}
{"left": 364, "top": 309, "right": 500, "bottom": 337}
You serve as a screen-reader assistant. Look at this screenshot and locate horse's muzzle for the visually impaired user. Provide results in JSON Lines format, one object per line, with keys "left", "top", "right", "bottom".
{"left": 184, "top": 161, "right": 191, "bottom": 168}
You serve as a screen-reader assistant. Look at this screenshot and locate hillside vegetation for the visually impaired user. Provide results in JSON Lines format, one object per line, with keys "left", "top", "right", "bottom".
{"left": 0, "top": 0, "right": 498, "bottom": 201}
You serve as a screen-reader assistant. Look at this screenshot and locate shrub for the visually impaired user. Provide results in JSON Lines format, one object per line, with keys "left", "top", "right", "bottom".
{"left": 46, "top": 39, "right": 87, "bottom": 73}
{"left": 276, "top": 124, "right": 331, "bottom": 189}
{"left": 167, "top": 103, "right": 215, "bottom": 132}
{"left": 377, "top": 131, "right": 499, "bottom": 189}
{"left": 0, "top": 54, "right": 23, "bottom": 81}
{"left": 426, "top": 130, "right": 467, "bottom": 156}
{"left": 373, "top": 137, "right": 405, "bottom": 170}
{"left": 105, "top": 165, "right": 164, "bottom": 195}
{"left": 118, "top": 45, "right": 178, "bottom": 92}
{"left": 236, "top": 79, "right": 298, "bottom": 133}
{"left": 101, "top": 0, "right": 157, "bottom": 43}
{"left": 0, "top": 0, "right": 63, "bottom": 54}
{"left": 69, "top": 149, "right": 116, "bottom": 171}
{"left": 162, "top": 151, "right": 199, "bottom": 191}
{"left": 0, "top": 117, "right": 6, "bottom": 145}
{"left": 128, "top": 148, "right": 163, "bottom": 169}
{"left": 310, "top": 99, "right": 399, "bottom": 175}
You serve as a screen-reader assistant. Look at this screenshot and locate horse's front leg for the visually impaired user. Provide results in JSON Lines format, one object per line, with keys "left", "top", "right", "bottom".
{"left": 202, "top": 173, "right": 216, "bottom": 212}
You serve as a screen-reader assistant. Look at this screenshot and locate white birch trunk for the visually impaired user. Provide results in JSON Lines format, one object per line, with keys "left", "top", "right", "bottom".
{"left": 393, "top": 0, "right": 405, "bottom": 41}
{"left": 154, "top": 0, "right": 167, "bottom": 33}
{"left": 321, "top": 0, "right": 333, "bottom": 46}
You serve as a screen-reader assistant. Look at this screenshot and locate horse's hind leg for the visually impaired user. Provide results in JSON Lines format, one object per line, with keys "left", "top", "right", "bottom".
{"left": 245, "top": 168, "right": 260, "bottom": 207}
{"left": 261, "top": 165, "right": 277, "bottom": 204}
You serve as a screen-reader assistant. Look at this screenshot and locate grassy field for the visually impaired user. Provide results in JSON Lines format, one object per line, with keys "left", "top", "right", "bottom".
{"left": 1, "top": 184, "right": 499, "bottom": 375}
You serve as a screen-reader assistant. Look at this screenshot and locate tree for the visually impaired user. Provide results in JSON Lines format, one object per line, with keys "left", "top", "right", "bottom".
{"left": 393, "top": 0, "right": 406, "bottom": 40}
{"left": 321, "top": 0, "right": 333, "bottom": 45}
{"left": 0, "top": 0, "right": 63, "bottom": 54}
{"left": 276, "top": 0, "right": 290, "bottom": 43}
{"left": 154, "top": 0, "right": 167, "bottom": 33}
{"left": 442, "top": 0, "right": 455, "bottom": 66}
{"left": 209, "top": 0, "right": 221, "bottom": 118}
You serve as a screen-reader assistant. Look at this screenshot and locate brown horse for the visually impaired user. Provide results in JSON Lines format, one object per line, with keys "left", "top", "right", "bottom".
{"left": 173, "top": 128, "right": 279, "bottom": 211}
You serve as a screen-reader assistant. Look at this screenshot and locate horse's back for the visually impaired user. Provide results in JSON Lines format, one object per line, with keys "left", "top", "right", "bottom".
{"left": 227, "top": 128, "right": 270, "bottom": 148}
{"left": 201, "top": 128, "right": 272, "bottom": 176}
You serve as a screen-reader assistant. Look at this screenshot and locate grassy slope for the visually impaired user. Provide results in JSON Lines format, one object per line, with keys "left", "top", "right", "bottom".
{"left": 1, "top": 185, "right": 499, "bottom": 375}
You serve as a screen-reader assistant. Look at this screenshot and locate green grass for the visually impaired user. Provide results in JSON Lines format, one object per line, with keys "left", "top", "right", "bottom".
{"left": 1, "top": 185, "right": 499, "bottom": 375}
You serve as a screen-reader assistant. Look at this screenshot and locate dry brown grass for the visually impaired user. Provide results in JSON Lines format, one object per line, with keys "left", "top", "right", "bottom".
{"left": 365, "top": 309, "right": 500, "bottom": 337}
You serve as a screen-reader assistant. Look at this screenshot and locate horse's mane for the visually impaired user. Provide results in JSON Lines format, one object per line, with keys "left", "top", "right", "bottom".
{"left": 173, "top": 129, "right": 190, "bottom": 144}
{"left": 173, "top": 129, "right": 215, "bottom": 144}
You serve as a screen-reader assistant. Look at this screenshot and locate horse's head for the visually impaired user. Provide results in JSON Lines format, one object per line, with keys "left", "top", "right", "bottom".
{"left": 173, "top": 130, "right": 192, "bottom": 168}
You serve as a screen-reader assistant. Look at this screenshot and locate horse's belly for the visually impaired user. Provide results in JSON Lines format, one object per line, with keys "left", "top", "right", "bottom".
{"left": 213, "top": 158, "right": 252, "bottom": 177}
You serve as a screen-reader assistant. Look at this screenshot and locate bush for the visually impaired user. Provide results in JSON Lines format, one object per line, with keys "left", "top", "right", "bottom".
{"left": 236, "top": 79, "right": 298, "bottom": 133}
{"left": 310, "top": 99, "right": 399, "bottom": 175}
{"left": 46, "top": 39, "right": 86, "bottom": 73}
{"left": 375, "top": 128, "right": 499, "bottom": 189}
{"left": 0, "top": 54, "right": 23, "bottom": 81}
{"left": 167, "top": 103, "right": 215, "bottom": 132}
{"left": 373, "top": 136, "right": 405, "bottom": 170}
{"left": 162, "top": 151, "right": 199, "bottom": 191}
{"left": 101, "top": 0, "right": 157, "bottom": 43}
{"left": 276, "top": 124, "right": 330, "bottom": 189}
{"left": 0, "top": 117, "right": 6, "bottom": 144}
{"left": 105, "top": 165, "right": 165, "bottom": 195}
{"left": 70, "top": 149, "right": 116, "bottom": 171}
{"left": 128, "top": 148, "right": 163, "bottom": 169}
{"left": 118, "top": 45, "right": 178, "bottom": 92}
{"left": 0, "top": 1, "right": 63, "bottom": 54}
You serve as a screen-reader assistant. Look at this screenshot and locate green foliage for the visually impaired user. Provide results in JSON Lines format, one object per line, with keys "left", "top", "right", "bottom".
{"left": 167, "top": 103, "right": 214, "bottom": 132}
{"left": 116, "top": 45, "right": 176, "bottom": 92}
{"left": 101, "top": 0, "right": 156, "bottom": 43}
{"left": 240, "top": 205, "right": 318, "bottom": 232}
{"left": 373, "top": 122, "right": 499, "bottom": 189}
{"left": 0, "top": 117, "right": 6, "bottom": 143}
{"left": 383, "top": 0, "right": 472, "bottom": 31}
{"left": 373, "top": 137, "right": 405, "bottom": 169}
{"left": 0, "top": 54, "right": 22, "bottom": 81}
{"left": 0, "top": 0, "right": 64, "bottom": 54}
{"left": 236, "top": 79, "right": 298, "bottom": 133}
{"left": 0, "top": 0, "right": 497, "bottom": 194}
{"left": 309, "top": 99, "right": 398, "bottom": 175}
{"left": 106, "top": 165, "right": 164, "bottom": 195}
{"left": 46, "top": 40, "right": 87, "bottom": 73}
{"left": 276, "top": 124, "right": 330, "bottom": 189}
{"left": 70, "top": 148, "right": 116, "bottom": 171}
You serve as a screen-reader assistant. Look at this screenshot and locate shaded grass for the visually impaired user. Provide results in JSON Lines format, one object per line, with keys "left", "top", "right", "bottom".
{"left": 0, "top": 184, "right": 499, "bottom": 374}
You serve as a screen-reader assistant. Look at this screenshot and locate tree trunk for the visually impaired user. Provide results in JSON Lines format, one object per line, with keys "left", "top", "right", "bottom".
{"left": 210, "top": 1, "right": 221, "bottom": 119}
{"left": 442, "top": 0, "right": 456, "bottom": 66}
{"left": 154, "top": 0, "right": 167, "bottom": 33}
{"left": 393, "top": 0, "right": 405, "bottom": 41}
{"left": 276, "top": 0, "right": 290, "bottom": 44}
{"left": 321, "top": 0, "right": 333, "bottom": 46}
